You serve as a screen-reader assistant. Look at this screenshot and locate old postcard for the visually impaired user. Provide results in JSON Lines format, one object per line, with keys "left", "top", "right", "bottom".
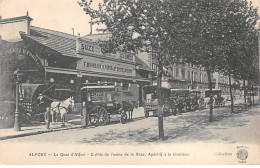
{"left": 0, "top": 0, "right": 260, "bottom": 165}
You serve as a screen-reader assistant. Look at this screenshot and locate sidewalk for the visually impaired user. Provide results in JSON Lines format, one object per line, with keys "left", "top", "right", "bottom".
{"left": 0, "top": 107, "right": 146, "bottom": 141}
{"left": 0, "top": 120, "right": 82, "bottom": 141}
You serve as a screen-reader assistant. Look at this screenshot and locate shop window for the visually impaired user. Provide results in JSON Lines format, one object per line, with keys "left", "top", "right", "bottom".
{"left": 122, "top": 83, "right": 129, "bottom": 90}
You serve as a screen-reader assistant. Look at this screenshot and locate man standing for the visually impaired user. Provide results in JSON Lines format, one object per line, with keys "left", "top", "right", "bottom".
{"left": 44, "top": 107, "right": 51, "bottom": 129}
{"left": 81, "top": 101, "right": 88, "bottom": 128}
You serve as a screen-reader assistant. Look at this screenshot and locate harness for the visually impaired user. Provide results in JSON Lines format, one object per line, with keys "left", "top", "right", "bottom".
{"left": 39, "top": 95, "right": 70, "bottom": 114}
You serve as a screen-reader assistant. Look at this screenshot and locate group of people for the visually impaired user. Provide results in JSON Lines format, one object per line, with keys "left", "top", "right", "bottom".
{"left": 44, "top": 101, "right": 89, "bottom": 129}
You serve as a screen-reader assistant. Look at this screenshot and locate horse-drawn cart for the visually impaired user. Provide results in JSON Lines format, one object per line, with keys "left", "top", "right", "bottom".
{"left": 81, "top": 83, "right": 138, "bottom": 126}
{"left": 143, "top": 85, "right": 172, "bottom": 117}
{"left": 19, "top": 83, "right": 51, "bottom": 122}
{"left": 170, "top": 89, "right": 190, "bottom": 114}
{"left": 204, "top": 89, "right": 226, "bottom": 108}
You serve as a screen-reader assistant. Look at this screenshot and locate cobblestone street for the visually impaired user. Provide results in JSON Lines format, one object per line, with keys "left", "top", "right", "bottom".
{"left": 3, "top": 102, "right": 260, "bottom": 145}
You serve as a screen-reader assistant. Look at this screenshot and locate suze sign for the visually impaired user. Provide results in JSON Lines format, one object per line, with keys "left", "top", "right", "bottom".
{"left": 77, "top": 40, "right": 101, "bottom": 55}
{"left": 77, "top": 39, "right": 134, "bottom": 62}
{"left": 81, "top": 43, "right": 95, "bottom": 53}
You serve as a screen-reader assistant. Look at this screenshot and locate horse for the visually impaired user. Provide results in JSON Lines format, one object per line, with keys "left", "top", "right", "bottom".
{"left": 122, "top": 101, "right": 139, "bottom": 121}
{"left": 50, "top": 97, "right": 74, "bottom": 126}
{"left": 204, "top": 97, "right": 215, "bottom": 109}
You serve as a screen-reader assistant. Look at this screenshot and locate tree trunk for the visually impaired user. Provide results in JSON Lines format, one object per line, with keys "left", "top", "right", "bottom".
{"left": 243, "top": 80, "right": 247, "bottom": 107}
{"left": 228, "top": 73, "right": 234, "bottom": 114}
{"left": 248, "top": 80, "right": 252, "bottom": 107}
{"left": 206, "top": 67, "right": 213, "bottom": 122}
{"left": 252, "top": 85, "right": 255, "bottom": 106}
{"left": 157, "top": 59, "right": 164, "bottom": 140}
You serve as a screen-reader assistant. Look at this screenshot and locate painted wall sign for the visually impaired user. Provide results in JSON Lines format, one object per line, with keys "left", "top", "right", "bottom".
{"left": 1, "top": 47, "right": 43, "bottom": 69}
{"left": 76, "top": 38, "right": 134, "bottom": 62}
{"left": 77, "top": 56, "right": 135, "bottom": 77}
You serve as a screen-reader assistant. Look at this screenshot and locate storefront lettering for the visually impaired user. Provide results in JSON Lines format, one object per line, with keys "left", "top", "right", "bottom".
{"left": 2, "top": 47, "right": 43, "bottom": 69}
{"left": 77, "top": 40, "right": 134, "bottom": 62}
{"left": 81, "top": 43, "right": 94, "bottom": 52}
{"left": 83, "top": 61, "right": 133, "bottom": 74}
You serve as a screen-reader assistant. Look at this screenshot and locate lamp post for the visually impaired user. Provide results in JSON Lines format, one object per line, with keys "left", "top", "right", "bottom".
{"left": 13, "top": 68, "right": 23, "bottom": 131}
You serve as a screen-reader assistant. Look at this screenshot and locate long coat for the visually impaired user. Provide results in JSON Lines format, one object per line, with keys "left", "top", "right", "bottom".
{"left": 81, "top": 106, "right": 88, "bottom": 127}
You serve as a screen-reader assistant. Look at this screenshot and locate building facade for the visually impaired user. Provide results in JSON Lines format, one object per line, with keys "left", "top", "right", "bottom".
{"left": 0, "top": 14, "right": 152, "bottom": 125}
{"left": 136, "top": 49, "right": 244, "bottom": 98}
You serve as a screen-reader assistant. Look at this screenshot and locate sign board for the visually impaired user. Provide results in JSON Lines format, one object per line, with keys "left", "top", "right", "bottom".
{"left": 77, "top": 56, "right": 135, "bottom": 77}
{"left": 76, "top": 38, "right": 134, "bottom": 62}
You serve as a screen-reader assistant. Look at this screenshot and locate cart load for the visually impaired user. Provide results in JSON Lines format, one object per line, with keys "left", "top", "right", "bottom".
{"left": 81, "top": 83, "right": 138, "bottom": 126}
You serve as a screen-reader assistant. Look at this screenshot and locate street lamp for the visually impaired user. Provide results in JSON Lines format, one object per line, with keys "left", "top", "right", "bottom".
{"left": 13, "top": 68, "right": 23, "bottom": 131}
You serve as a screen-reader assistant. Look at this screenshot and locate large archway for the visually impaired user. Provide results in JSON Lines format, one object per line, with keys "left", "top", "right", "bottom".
{"left": 0, "top": 41, "right": 44, "bottom": 128}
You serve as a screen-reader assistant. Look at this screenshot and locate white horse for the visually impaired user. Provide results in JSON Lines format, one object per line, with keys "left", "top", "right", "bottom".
{"left": 50, "top": 97, "right": 74, "bottom": 126}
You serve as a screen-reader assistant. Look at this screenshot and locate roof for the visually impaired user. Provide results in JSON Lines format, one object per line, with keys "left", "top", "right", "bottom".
{"left": 20, "top": 26, "right": 79, "bottom": 58}
{"left": 0, "top": 15, "right": 33, "bottom": 24}
{"left": 19, "top": 26, "right": 151, "bottom": 73}
{"left": 135, "top": 56, "right": 153, "bottom": 71}
{"left": 83, "top": 33, "right": 111, "bottom": 42}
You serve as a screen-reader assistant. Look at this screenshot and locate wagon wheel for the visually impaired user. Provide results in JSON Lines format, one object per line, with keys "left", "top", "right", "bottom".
{"left": 90, "top": 106, "right": 108, "bottom": 126}
{"left": 120, "top": 110, "right": 127, "bottom": 124}
{"left": 162, "top": 104, "right": 169, "bottom": 116}
{"left": 89, "top": 113, "right": 99, "bottom": 126}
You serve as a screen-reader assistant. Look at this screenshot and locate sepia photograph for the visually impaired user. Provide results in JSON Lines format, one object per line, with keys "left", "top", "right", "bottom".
{"left": 0, "top": 0, "right": 260, "bottom": 165}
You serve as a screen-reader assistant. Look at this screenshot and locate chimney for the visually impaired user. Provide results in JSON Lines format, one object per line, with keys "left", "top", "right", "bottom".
{"left": 26, "top": 11, "right": 32, "bottom": 35}
{"left": 72, "top": 28, "right": 75, "bottom": 35}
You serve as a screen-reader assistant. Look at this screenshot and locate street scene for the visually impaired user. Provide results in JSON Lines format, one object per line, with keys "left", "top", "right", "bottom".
{"left": 0, "top": 0, "right": 260, "bottom": 165}
{"left": 0, "top": 99, "right": 259, "bottom": 144}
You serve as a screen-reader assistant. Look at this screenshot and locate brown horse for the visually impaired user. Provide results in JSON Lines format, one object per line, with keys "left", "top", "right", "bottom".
{"left": 122, "top": 101, "right": 139, "bottom": 121}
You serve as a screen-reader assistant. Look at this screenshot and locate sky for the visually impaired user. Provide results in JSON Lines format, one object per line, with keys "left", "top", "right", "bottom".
{"left": 0, "top": 0, "right": 259, "bottom": 36}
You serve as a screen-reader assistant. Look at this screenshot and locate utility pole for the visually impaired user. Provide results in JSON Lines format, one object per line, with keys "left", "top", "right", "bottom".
{"left": 89, "top": 19, "right": 93, "bottom": 35}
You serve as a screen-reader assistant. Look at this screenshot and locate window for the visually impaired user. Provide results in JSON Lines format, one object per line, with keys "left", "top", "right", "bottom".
{"left": 181, "top": 69, "right": 185, "bottom": 79}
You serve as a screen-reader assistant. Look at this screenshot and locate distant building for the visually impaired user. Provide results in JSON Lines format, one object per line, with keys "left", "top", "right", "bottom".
{"left": 136, "top": 49, "right": 244, "bottom": 98}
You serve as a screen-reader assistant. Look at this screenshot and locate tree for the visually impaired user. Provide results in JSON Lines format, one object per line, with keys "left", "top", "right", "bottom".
{"left": 177, "top": 0, "right": 231, "bottom": 121}
{"left": 78, "top": 0, "right": 186, "bottom": 139}
{"left": 215, "top": 0, "right": 259, "bottom": 113}
{"left": 177, "top": 0, "right": 259, "bottom": 120}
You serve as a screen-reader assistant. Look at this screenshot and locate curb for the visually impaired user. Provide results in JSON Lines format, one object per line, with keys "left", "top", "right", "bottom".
{"left": 0, "top": 125, "right": 82, "bottom": 141}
